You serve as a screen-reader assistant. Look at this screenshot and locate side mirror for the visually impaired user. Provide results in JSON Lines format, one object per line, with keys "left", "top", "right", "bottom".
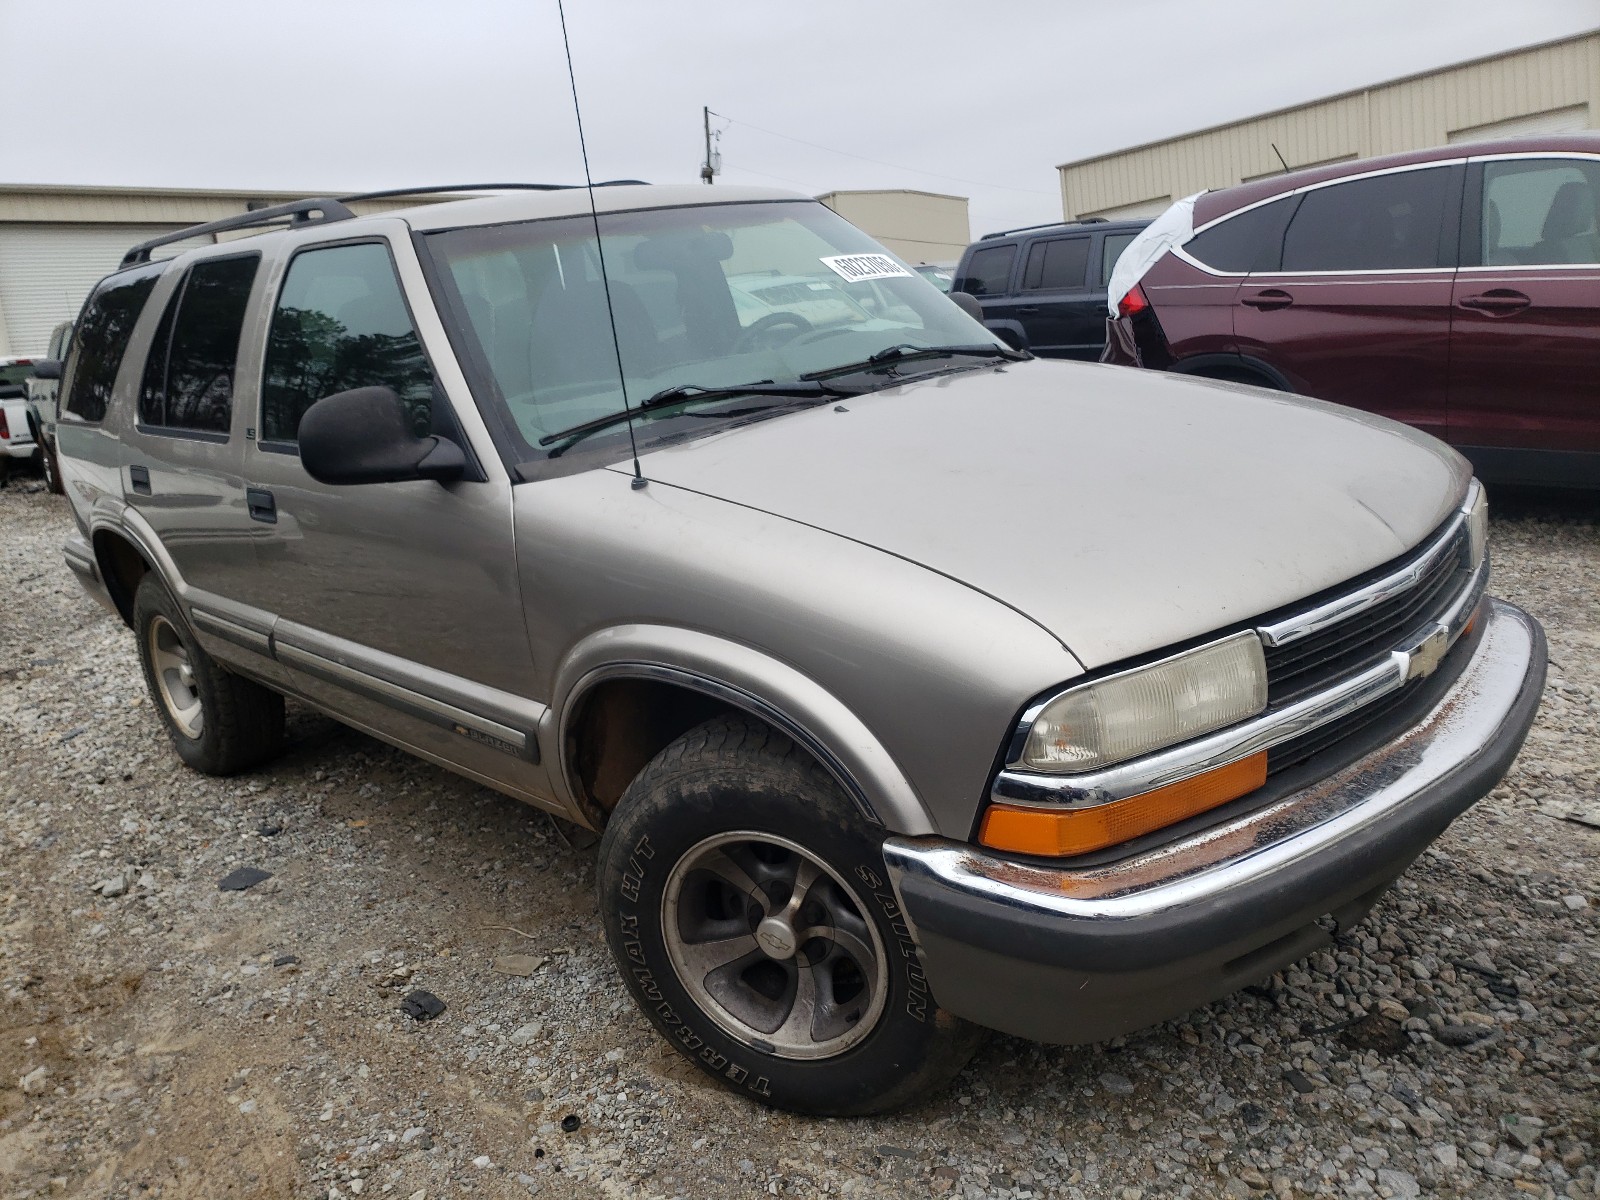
{"left": 30, "top": 359, "right": 62, "bottom": 380}
{"left": 948, "top": 291, "right": 985, "bottom": 323}
{"left": 298, "top": 387, "right": 465, "bottom": 485}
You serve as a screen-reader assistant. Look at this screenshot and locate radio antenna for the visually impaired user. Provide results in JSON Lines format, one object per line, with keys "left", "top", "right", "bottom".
{"left": 556, "top": 0, "right": 646, "bottom": 489}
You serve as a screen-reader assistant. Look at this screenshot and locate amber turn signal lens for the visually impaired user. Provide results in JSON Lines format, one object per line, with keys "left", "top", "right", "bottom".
{"left": 979, "top": 752, "right": 1268, "bottom": 857}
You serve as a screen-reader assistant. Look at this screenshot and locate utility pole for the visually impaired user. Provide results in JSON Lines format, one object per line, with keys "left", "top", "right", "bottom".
{"left": 701, "top": 106, "right": 715, "bottom": 184}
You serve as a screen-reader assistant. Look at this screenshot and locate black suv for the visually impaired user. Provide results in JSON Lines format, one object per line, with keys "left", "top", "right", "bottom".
{"left": 952, "top": 218, "right": 1149, "bottom": 358}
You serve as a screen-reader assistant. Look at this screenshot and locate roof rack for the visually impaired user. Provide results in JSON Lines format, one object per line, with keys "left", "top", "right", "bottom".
{"left": 119, "top": 181, "right": 653, "bottom": 268}
{"left": 979, "top": 216, "right": 1108, "bottom": 240}
{"left": 121, "top": 198, "right": 354, "bottom": 266}
{"left": 337, "top": 180, "right": 649, "bottom": 203}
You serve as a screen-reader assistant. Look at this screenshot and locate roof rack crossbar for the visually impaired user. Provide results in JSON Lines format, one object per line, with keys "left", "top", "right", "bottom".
{"left": 120, "top": 197, "right": 355, "bottom": 266}
{"left": 337, "top": 181, "right": 650, "bottom": 203}
{"left": 979, "top": 217, "right": 1109, "bottom": 240}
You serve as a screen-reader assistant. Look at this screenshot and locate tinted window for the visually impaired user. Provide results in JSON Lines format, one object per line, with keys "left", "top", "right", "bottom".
{"left": 955, "top": 244, "right": 1016, "bottom": 296}
{"left": 1021, "top": 237, "right": 1089, "bottom": 291}
{"left": 1099, "top": 232, "right": 1138, "bottom": 287}
{"left": 139, "top": 255, "right": 259, "bottom": 433}
{"left": 1185, "top": 196, "right": 1300, "bottom": 273}
{"left": 261, "top": 243, "right": 435, "bottom": 443}
{"left": 1281, "top": 168, "right": 1453, "bottom": 272}
{"left": 63, "top": 271, "right": 159, "bottom": 422}
{"left": 1480, "top": 158, "right": 1600, "bottom": 266}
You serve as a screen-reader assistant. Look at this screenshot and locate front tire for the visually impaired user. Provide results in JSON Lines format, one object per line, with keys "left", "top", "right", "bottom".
{"left": 133, "top": 576, "right": 285, "bottom": 774}
{"left": 597, "top": 715, "right": 981, "bottom": 1115}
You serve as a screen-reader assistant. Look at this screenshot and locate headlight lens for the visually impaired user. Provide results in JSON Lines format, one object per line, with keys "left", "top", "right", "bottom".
{"left": 1465, "top": 482, "right": 1487, "bottom": 570}
{"left": 1020, "top": 631, "right": 1267, "bottom": 772}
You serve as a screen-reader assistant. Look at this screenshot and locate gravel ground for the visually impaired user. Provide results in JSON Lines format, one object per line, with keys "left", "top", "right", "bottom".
{"left": 1, "top": 477, "right": 1596, "bottom": 1200}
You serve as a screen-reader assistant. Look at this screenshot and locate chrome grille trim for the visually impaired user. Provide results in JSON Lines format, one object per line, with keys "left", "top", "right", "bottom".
{"left": 1257, "top": 480, "right": 1479, "bottom": 649}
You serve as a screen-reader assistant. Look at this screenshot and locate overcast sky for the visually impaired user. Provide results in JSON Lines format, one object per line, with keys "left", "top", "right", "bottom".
{"left": 7, "top": 0, "right": 1597, "bottom": 239}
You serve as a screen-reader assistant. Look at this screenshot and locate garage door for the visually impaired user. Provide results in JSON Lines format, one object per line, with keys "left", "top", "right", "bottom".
{"left": 0, "top": 224, "right": 213, "bottom": 355}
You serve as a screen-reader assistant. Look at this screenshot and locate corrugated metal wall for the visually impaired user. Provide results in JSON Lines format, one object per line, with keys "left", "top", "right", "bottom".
{"left": 1059, "top": 32, "right": 1600, "bottom": 220}
{"left": 817, "top": 190, "right": 971, "bottom": 265}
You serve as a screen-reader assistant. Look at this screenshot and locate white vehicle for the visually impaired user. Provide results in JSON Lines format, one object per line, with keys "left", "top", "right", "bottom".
{"left": 0, "top": 356, "right": 43, "bottom": 486}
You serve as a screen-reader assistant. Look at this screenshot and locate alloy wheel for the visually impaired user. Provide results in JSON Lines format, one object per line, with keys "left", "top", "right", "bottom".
{"left": 662, "top": 831, "right": 888, "bottom": 1060}
{"left": 147, "top": 615, "right": 203, "bottom": 739}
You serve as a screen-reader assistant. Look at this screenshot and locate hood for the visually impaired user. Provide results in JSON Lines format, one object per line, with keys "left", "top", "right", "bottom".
{"left": 634, "top": 360, "right": 1468, "bottom": 669}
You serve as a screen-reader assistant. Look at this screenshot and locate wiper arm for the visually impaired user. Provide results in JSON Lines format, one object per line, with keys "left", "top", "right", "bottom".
{"left": 800, "top": 342, "right": 1030, "bottom": 381}
{"left": 536, "top": 379, "right": 844, "bottom": 452}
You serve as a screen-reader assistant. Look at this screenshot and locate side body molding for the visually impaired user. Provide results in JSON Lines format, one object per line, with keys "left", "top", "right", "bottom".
{"left": 551, "top": 624, "right": 938, "bottom": 837}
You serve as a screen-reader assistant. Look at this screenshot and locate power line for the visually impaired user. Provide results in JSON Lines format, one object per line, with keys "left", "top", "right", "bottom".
{"left": 708, "top": 110, "right": 1052, "bottom": 197}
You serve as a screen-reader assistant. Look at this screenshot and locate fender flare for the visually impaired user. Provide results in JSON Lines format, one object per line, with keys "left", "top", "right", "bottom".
{"left": 86, "top": 501, "right": 188, "bottom": 624}
{"left": 982, "top": 318, "right": 1031, "bottom": 353}
{"left": 550, "top": 624, "right": 938, "bottom": 836}
{"left": 1169, "top": 352, "right": 1294, "bottom": 393}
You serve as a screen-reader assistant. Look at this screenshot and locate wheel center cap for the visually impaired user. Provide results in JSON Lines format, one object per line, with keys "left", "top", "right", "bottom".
{"left": 755, "top": 916, "right": 797, "bottom": 960}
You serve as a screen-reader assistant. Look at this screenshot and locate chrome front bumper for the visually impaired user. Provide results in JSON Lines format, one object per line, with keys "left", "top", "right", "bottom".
{"left": 882, "top": 597, "right": 1545, "bottom": 1044}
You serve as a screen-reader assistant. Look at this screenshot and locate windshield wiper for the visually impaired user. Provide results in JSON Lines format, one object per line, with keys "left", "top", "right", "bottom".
{"left": 800, "top": 342, "right": 1030, "bottom": 381}
{"left": 537, "top": 379, "right": 846, "bottom": 452}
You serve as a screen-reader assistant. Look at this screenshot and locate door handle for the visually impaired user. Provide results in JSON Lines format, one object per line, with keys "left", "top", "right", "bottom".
{"left": 1240, "top": 289, "right": 1293, "bottom": 311}
{"left": 246, "top": 487, "right": 277, "bottom": 524}
{"left": 1457, "top": 289, "right": 1531, "bottom": 315}
{"left": 1016, "top": 306, "right": 1042, "bottom": 314}
{"left": 129, "top": 464, "right": 151, "bottom": 495}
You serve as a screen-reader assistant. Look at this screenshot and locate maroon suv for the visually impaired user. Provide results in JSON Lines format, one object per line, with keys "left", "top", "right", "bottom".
{"left": 1103, "top": 134, "right": 1600, "bottom": 489}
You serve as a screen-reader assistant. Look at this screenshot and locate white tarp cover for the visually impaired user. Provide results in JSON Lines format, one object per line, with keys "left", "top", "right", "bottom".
{"left": 1104, "top": 191, "right": 1203, "bottom": 315}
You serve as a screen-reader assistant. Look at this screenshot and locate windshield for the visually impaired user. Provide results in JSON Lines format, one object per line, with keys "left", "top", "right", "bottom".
{"left": 422, "top": 200, "right": 1004, "bottom": 470}
{"left": 0, "top": 364, "right": 34, "bottom": 387}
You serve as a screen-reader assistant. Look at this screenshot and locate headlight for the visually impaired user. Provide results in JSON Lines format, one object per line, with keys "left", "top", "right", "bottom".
{"left": 1019, "top": 631, "right": 1267, "bottom": 772}
{"left": 1465, "top": 481, "right": 1487, "bottom": 570}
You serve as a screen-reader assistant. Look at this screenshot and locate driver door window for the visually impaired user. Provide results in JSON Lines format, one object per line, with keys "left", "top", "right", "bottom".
{"left": 260, "top": 242, "right": 435, "bottom": 446}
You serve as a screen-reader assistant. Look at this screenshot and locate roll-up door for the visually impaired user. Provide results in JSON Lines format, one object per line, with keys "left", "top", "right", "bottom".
{"left": 0, "top": 224, "right": 213, "bottom": 355}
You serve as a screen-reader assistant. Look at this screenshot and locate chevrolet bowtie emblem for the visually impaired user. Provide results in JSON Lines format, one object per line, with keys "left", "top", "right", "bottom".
{"left": 1407, "top": 627, "right": 1450, "bottom": 681}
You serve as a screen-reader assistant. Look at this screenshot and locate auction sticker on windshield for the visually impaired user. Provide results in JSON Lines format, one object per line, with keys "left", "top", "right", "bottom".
{"left": 821, "top": 254, "right": 914, "bottom": 283}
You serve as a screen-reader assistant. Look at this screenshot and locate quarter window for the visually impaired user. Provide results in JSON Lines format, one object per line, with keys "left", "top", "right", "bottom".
{"left": 62, "top": 270, "right": 159, "bottom": 423}
{"left": 1099, "top": 232, "right": 1138, "bottom": 287}
{"left": 1479, "top": 159, "right": 1600, "bottom": 266}
{"left": 260, "top": 242, "right": 435, "bottom": 444}
{"left": 1021, "top": 237, "right": 1090, "bottom": 291}
{"left": 955, "top": 244, "right": 1016, "bottom": 296}
{"left": 1184, "top": 196, "right": 1300, "bottom": 274}
{"left": 1280, "top": 168, "right": 1454, "bottom": 272}
{"left": 139, "top": 255, "right": 259, "bottom": 433}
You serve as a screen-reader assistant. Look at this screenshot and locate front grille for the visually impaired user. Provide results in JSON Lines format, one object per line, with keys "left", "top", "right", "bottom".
{"left": 1263, "top": 525, "right": 1470, "bottom": 708}
{"left": 1267, "top": 682, "right": 1417, "bottom": 774}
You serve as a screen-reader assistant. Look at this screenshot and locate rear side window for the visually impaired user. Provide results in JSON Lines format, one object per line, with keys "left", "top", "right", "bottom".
{"left": 1185, "top": 196, "right": 1300, "bottom": 273}
{"left": 260, "top": 242, "right": 435, "bottom": 444}
{"left": 955, "top": 244, "right": 1016, "bottom": 296}
{"left": 1280, "top": 168, "right": 1453, "bottom": 272}
{"left": 1099, "top": 231, "right": 1138, "bottom": 287}
{"left": 139, "top": 255, "right": 259, "bottom": 434}
{"left": 1478, "top": 158, "right": 1600, "bottom": 266}
{"left": 63, "top": 270, "right": 159, "bottom": 422}
{"left": 1020, "top": 237, "right": 1090, "bottom": 291}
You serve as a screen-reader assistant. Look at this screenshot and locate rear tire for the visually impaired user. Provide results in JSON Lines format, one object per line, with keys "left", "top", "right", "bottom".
{"left": 40, "top": 439, "right": 63, "bottom": 494}
{"left": 133, "top": 575, "right": 285, "bottom": 774}
{"left": 597, "top": 715, "right": 982, "bottom": 1116}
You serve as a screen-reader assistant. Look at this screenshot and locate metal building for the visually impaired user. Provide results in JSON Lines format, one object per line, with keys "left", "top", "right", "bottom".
{"left": 1057, "top": 30, "right": 1600, "bottom": 222}
{"left": 815, "top": 189, "right": 970, "bottom": 266}
{"left": 0, "top": 186, "right": 433, "bottom": 356}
